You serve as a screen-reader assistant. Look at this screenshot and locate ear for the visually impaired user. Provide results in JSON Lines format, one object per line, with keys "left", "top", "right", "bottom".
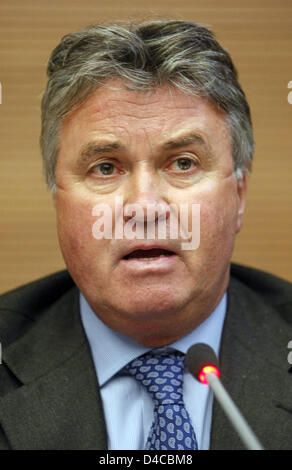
{"left": 52, "top": 192, "right": 57, "bottom": 209}
{"left": 235, "top": 171, "right": 249, "bottom": 233}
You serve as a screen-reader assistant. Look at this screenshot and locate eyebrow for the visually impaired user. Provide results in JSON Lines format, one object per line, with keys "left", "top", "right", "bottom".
{"left": 161, "top": 132, "right": 215, "bottom": 167}
{"left": 162, "top": 132, "right": 210, "bottom": 151}
{"left": 80, "top": 141, "right": 123, "bottom": 159}
{"left": 75, "top": 141, "right": 124, "bottom": 170}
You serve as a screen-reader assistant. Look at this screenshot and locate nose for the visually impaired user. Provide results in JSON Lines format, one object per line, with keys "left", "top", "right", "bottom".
{"left": 124, "top": 192, "right": 170, "bottom": 225}
{"left": 123, "top": 168, "right": 170, "bottom": 226}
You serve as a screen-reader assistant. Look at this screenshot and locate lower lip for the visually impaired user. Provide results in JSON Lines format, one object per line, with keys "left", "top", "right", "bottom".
{"left": 120, "top": 254, "right": 179, "bottom": 273}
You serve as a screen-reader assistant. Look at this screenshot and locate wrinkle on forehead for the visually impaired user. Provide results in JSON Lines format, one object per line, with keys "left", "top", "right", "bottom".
{"left": 63, "top": 81, "right": 206, "bottom": 124}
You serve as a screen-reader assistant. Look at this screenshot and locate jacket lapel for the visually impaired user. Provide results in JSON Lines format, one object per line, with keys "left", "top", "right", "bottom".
{"left": 0, "top": 286, "right": 108, "bottom": 450}
{"left": 210, "top": 275, "right": 292, "bottom": 450}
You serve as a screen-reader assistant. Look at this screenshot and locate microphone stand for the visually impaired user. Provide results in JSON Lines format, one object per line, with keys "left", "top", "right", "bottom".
{"left": 206, "top": 371, "right": 264, "bottom": 450}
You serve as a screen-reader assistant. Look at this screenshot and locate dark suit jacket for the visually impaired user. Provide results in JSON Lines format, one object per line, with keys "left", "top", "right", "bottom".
{"left": 0, "top": 263, "right": 291, "bottom": 450}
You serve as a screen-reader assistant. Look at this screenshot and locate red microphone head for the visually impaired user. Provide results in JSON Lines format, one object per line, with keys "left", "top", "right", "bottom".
{"left": 198, "top": 365, "right": 220, "bottom": 384}
{"left": 185, "top": 343, "right": 220, "bottom": 385}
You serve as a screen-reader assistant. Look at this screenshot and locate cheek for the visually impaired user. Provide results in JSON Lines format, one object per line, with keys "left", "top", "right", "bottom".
{"left": 56, "top": 192, "right": 103, "bottom": 263}
{"left": 200, "top": 205, "right": 232, "bottom": 249}
{"left": 194, "top": 183, "right": 239, "bottom": 249}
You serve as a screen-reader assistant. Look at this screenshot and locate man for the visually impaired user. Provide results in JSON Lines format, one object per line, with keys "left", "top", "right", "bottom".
{"left": 0, "top": 20, "right": 291, "bottom": 450}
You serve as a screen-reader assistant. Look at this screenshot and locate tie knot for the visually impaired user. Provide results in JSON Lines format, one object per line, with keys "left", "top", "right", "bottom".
{"left": 126, "top": 351, "right": 185, "bottom": 406}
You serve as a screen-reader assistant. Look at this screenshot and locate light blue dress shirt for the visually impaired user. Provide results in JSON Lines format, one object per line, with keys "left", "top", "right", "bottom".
{"left": 80, "top": 292, "right": 227, "bottom": 450}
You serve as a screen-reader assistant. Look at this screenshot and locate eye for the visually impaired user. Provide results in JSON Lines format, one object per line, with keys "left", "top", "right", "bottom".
{"left": 91, "top": 162, "right": 116, "bottom": 176}
{"left": 175, "top": 158, "right": 193, "bottom": 171}
{"left": 168, "top": 157, "right": 197, "bottom": 173}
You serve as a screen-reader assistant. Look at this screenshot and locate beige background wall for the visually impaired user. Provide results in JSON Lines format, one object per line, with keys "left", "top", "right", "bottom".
{"left": 0, "top": 0, "right": 291, "bottom": 293}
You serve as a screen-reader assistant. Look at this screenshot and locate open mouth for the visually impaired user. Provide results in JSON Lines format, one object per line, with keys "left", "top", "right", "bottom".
{"left": 123, "top": 248, "right": 176, "bottom": 261}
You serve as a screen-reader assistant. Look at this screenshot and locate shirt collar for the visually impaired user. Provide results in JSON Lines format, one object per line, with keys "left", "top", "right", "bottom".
{"left": 80, "top": 292, "right": 227, "bottom": 387}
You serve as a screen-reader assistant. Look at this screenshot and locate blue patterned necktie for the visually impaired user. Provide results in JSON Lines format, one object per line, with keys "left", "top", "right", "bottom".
{"left": 125, "top": 350, "right": 198, "bottom": 450}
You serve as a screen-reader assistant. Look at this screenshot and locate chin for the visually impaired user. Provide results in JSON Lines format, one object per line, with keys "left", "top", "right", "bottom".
{"left": 106, "top": 289, "right": 191, "bottom": 320}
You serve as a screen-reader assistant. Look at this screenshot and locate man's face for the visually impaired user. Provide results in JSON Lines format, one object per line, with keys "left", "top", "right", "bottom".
{"left": 55, "top": 80, "right": 247, "bottom": 346}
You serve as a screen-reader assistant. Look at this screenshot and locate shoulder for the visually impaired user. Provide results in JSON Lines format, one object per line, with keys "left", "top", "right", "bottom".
{"left": 0, "top": 270, "right": 75, "bottom": 316}
{"left": 0, "top": 270, "right": 76, "bottom": 346}
{"left": 230, "top": 262, "right": 292, "bottom": 324}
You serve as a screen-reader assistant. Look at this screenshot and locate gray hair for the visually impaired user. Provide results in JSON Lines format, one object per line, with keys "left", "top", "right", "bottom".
{"left": 40, "top": 20, "right": 254, "bottom": 192}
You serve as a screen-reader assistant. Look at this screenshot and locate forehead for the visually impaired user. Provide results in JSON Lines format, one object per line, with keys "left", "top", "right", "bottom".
{"left": 61, "top": 80, "right": 229, "bottom": 141}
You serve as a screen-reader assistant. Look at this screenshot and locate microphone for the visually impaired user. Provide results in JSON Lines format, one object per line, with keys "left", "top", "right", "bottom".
{"left": 185, "top": 343, "right": 264, "bottom": 450}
